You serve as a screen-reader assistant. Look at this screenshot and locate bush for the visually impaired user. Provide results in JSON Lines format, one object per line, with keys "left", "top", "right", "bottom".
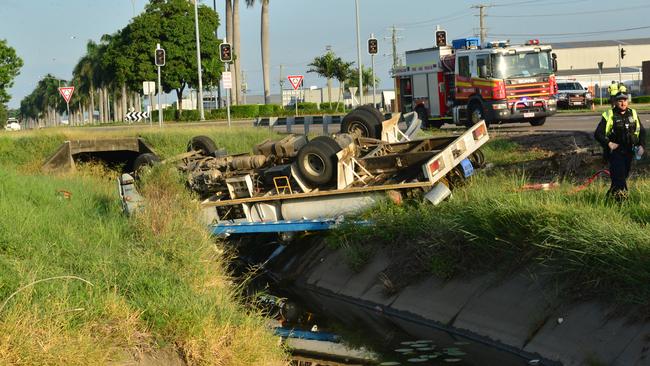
{"left": 231, "top": 104, "right": 260, "bottom": 118}
{"left": 258, "top": 104, "right": 282, "bottom": 116}
{"left": 633, "top": 95, "right": 650, "bottom": 104}
{"left": 320, "top": 102, "right": 344, "bottom": 110}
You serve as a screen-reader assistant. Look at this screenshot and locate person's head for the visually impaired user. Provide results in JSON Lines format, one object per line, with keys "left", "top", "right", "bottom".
{"left": 612, "top": 81, "right": 617, "bottom": 84}
{"left": 615, "top": 92, "right": 629, "bottom": 110}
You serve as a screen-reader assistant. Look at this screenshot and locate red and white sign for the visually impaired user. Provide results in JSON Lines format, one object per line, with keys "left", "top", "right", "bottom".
{"left": 58, "top": 87, "right": 75, "bottom": 103}
{"left": 222, "top": 71, "right": 232, "bottom": 89}
{"left": 287, "top": 75, "right": 304, "bottom": 90}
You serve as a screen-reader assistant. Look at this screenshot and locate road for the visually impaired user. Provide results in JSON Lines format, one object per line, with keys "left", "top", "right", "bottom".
{"left": 79, "top": 112, "right": 650, "bottom": 135}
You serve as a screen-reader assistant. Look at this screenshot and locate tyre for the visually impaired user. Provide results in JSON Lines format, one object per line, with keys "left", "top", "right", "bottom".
{"left": 340, "top": 109, "right": 382, "bottom": 139}
{"left": 356, "top": 105, "right": 385, "bottom": 125}
{"left": 466, "top": 102, "right": 486, "bottom": 128}
{"left": 469, "top": 150, "right": 486, "bottom": 168}
{"left": 296, "top": 140, "right": 338, "bottom": 187}
{"left": 529, "top": 117, "right": 546, "bottom": 126}
{"left": 187, "top": 135, "right": 217, "bottom": 156}
{"left": 310, "top": 135, "right": 343, "bottom": 152}
{"left": 133, "top": 153, "right": 161, "bottom": 178}
{"left": 415, "top": 105, "right": 429, "bottom": 128}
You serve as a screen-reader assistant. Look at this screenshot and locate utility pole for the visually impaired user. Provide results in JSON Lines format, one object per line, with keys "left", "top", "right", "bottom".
{"left": 354, "top": 0, "right": 363, "bottom": 103}
{"left": 471, "top": 4, "right": 490, "bottom": 45}
{"left": 385, "top": 26, "right": 403, "bottom": 71}
{"left": 241, "top": 69, "right": 247, "bottom": 104}
{"left": 193, "top": 0, "right": 205, "bottom": 120}
{"left": 279, "top": 64, "right": 285, "bottom": 106}
{"left": 213, "top": 0, "right": 223, "bottom": 108}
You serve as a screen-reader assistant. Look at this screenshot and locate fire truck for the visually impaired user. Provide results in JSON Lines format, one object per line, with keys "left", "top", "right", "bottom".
{"left": 392, "top": 36, "right": 558, "bottom": 128}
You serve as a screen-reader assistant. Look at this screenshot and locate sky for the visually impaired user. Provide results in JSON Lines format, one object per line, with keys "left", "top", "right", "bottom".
{"left": 2, "top": 0, "right": 650, "bottom": 109}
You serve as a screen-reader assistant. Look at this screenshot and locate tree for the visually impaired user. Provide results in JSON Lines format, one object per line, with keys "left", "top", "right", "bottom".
{"left": 348, "top": 65, "right": 380, "bottom": 93}
{"left": 246, "top": 0, "right": 271, "bottom": 104}
{"left": 0, "top": 39, "right": 23, "bottom": 105}
{"left": 308, "top": 51, "right": 338, "bottom": 105}
{"left": 333, "top": 58, "right": 354, "bottom": 111}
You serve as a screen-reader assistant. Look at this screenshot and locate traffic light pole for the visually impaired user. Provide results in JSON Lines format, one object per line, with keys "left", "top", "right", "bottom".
{"left": 618, "top": 44, "right": 622, "bottom": 84}
{"left": 158, "top": 65, "right": 163, "bottom": 128}
{"left": 226, "top": 62, "right": 231, "bottom": 128}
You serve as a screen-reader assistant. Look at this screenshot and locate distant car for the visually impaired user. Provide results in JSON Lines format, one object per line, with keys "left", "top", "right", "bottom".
{"left": 556, "top": 81, "right": 593, "bottom": 109}
{"left": 4, "top": 118, "right": 21, "bottom": 131}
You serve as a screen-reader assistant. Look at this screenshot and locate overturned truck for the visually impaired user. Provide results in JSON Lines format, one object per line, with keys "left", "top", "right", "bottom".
{"left": 120, "top": 108, "right": 490, "bottom": 235}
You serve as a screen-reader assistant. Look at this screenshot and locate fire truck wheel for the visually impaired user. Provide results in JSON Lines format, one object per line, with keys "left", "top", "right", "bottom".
{"left": 356, "top": 105, "right": 385, "bottom": 125}
{"left": 297, "top": 140, "right": 338, "bottom": 187}
{"left": 310, "top": 135, "right": 343, "bottom": 152}
{"left": 187, "top": 135, "right": 217, "bottom": 156}
{"left": 415, "top": 105, "right": 429, "bottom": 128}
{"left": 341, "top": 109, "right": 381, "bottom": 139}
{"left": 529, "top": 117, "right": 546, "bottom": 126}
{"left": 466, "top": 102, "right": 485, "bottom": 128}
{"left": 133, "top": 153, "right": 161, "bottom": 179}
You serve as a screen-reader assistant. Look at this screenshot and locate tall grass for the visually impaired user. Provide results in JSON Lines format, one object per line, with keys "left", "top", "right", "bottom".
{"left": 331, "top": 172, "right": 650, "bottom": 307}
{"left": 0, "top": 128, "right": 287, "bottom": 364}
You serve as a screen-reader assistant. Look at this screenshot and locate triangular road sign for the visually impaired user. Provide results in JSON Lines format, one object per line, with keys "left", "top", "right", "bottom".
{"left": 58, "top": 87, "right": 75, "bottom": 103}
{"left": 287, "top": 75, "right": 304, "bottom": 90}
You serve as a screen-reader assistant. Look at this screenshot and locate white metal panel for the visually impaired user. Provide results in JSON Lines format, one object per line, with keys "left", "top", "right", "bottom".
{"left": 412, "top": 74, "right": 429, "bottom": 100}
{"left": 427, "top": 73, "right": 440, "bottom": 116}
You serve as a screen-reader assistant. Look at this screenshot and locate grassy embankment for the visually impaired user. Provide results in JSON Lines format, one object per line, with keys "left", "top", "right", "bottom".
{"left": 331, "top": 137, "right": 650, "bottom": 310}
{"left": 0, "top": 126, "right": 286, "bottom": 365}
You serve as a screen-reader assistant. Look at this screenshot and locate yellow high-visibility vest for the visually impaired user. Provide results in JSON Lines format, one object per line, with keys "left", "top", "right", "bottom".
{"left": 603, "top": 108, "right": 640, "bottom": 138}
{"left": 608, "top": 84, "right": 619, "bottom": 96}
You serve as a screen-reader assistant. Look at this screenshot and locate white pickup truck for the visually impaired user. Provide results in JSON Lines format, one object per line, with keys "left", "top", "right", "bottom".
{"left": 5, "top": 118, "right": 21, "bottom": 131}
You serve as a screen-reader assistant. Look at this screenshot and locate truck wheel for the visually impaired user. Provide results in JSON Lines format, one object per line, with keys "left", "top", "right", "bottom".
{"left": 133, "top": 153, "right": 161, "bottom": 178}
{"left": 530, "top": 117, "right": 546, "bottom": 126}
{"left": 340, "top": 109, "right": 381, "bottom": 139}
{"left": 310, "top": 135, "right": 343, "bottom": 152}
{"left": 296, "top": 140, "right": 338, "bottom": 187}
{"left": 415, "top": 105, "right": 429, "bottom": 128}
{"left": 356, "top": 105, "right": 385, "bottom": 124}
{"left": 466, "top": 102, "right": 486, "bottom": 128}
{"left": 469, "top": 150, "right": 486, "bottom": 168}
{"left": 187, "top": 135, "right": 217, "bottom": 156}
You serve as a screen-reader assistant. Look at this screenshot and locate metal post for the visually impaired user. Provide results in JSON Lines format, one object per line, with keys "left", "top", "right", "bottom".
{"left": 226, "top": 63, "right": 231, "bottom": 128}
{"left": 354, "top": 0, "right": 363, "bottom": 103}
{"left": 599, "top": 69, "right": 602, "bottom": 106}
{"left": 618, "top": 44, "right": 622, "bottom": 84}
{"left": 194, "top": 0, "right": 205, "bottom": 121}
{"left": 157, "top": 65, "right": 163, "bottom": 127}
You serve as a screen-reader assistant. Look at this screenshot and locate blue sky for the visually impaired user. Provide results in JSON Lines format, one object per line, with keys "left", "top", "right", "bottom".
{"left": 3, "top": 0, "right": 650, "bottom": 108}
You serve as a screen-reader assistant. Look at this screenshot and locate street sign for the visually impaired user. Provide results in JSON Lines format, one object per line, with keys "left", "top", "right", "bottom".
{"left": 143, "top": 81, "right": 156, "bottom": 95}
{"left": 125, "top": 112, "right": 150, "bottom": 122}
{"left": 58, "top": 87, "right": 75, "bottom": 103}
{"left": 287, "top": 75, "right": 304, "bottom": 90}
{"left": 222, "top": 71, "right": 232, "bottom": 89}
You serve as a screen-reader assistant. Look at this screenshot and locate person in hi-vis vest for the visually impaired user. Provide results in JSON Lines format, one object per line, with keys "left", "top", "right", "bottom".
{"left": 595, "top": 92, "right": 646, "bottom": 201}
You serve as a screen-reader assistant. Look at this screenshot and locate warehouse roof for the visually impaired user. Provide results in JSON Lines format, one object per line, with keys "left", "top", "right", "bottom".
{"left": 551, "top": 38, "right": 650, "bottom": 49}
{"left": 556, "top": 67, "right": 640, "bottom": 76}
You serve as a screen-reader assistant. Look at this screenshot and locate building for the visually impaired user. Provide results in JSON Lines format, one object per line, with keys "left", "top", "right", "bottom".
{"left": 550, "top": 38, "right": 650, "bottom": 96}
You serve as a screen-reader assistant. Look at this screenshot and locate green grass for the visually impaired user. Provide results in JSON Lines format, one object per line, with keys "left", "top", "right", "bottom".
{"left": 0, "top": 128, "right": 287, "bottom": 365}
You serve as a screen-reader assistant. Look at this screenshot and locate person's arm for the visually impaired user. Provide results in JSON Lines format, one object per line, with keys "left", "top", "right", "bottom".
{"left": 594, "top": 117, "right": 609, "bottom": 146}
{"left": 638, "top": 121, "right": 646, "bottom": 148}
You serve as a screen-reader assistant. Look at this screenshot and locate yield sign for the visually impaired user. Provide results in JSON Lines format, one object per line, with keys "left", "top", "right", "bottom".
{"left": 287, "top": 75, "right": 303, "bottom": 90}
{"left": 58, "top": 87, "right": 75, "bottom": 103}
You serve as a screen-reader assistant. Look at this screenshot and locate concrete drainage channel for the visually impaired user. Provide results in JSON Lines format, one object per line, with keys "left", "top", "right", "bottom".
{"left": 233, "top": 235, "right": 557, "bottom": 366}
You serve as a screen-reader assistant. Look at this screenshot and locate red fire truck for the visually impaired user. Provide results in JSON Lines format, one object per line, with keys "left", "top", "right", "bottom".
{"left": 392, "top": 36, "right": 558, "bottom": 128}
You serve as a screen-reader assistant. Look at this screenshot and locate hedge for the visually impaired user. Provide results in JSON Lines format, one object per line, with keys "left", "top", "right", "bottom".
{"left": 633, "top": 95, "right": 650, "bottom": 104}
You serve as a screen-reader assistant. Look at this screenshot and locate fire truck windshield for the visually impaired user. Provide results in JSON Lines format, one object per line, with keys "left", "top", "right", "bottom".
{"left": 491, "top": 51, "right": 553, "bottom": 79}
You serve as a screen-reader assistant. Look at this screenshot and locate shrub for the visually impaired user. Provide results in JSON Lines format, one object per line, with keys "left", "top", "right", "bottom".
{"left": 231, "top": 104, "right": 260, "bottom": 118}
{"left": 258, "top": 104, "right": 281, "bottom": 116}
{"left": 633, "top": 95, "right": 650, "bottom": 104}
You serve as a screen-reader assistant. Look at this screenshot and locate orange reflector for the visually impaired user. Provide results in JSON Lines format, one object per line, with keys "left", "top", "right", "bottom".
{"left": 472, "top": 124, "right": 487, "bottom": 140}
{"left": 428, "top": 158, "right": 443, "bottom": 176}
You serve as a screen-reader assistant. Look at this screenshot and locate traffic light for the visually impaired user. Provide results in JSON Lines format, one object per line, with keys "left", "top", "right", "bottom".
{"left": 367, "top": 38, "right": 378, "bottom": 55}
{"left": 435, "top": 30, "right": 447, "bottom": 47}
{"left": 220, "top": 43, "right": 232, "bottom": 62}
{"left": 155, "top": 48, "right": 165, "bottom": 67}
{"left": 620, "top": 48, "right": 626, "bottom": 59}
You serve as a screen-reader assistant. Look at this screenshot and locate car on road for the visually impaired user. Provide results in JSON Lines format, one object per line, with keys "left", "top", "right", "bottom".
{"left": 556, "top": 81, "right": 593, "bottom": 109}
{"left": 5, "top": 118, "right": 21, "bottom": 131}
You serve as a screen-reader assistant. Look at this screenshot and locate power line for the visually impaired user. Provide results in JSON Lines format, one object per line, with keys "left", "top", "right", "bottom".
{"left": 491, "top": 25, "right": 650, "bottom": 38}
{"left": 490, "top": 4, "right": 650, "bottom": 17}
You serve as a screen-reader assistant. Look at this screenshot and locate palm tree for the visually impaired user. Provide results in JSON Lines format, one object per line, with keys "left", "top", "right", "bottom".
{"left": 348, "top": 66, "right": 380, "bottom": 94}
{"left": 225, "top": 0, "right": 238, "bottom": 105}
{"left": 333, "top": 58, "right": 354, "bottom": 111}
{"left": 246, "top": 0, "right": 270, "bottom": 104}
{"left": 308, "top": 51, "right": 337, "bottom": 105}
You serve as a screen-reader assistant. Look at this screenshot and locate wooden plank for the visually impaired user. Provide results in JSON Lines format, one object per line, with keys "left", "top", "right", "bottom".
{"left": 201, "top": 181, "right": 433, "bottom": 207}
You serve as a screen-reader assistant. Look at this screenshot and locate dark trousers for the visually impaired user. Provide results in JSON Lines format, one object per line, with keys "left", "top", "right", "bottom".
{"left": 608, "top": 150, "right": 633, "bottom": 195}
